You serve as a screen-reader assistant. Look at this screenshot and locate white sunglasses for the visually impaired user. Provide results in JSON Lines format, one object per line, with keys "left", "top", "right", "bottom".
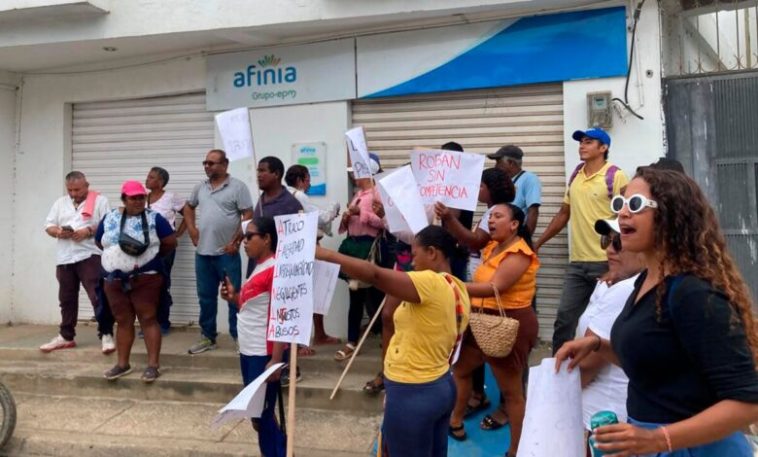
{"left": 610, "top": 194, "right": 658, "bottom": 214}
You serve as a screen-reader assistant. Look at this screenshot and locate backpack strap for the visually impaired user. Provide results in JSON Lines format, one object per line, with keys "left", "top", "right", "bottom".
{"left": 566, "top": 163, "right": 585, "bottom": 198}
{"left": 442, "top": 273, "right": 465, "bottom": 365}
{"left": 605, "top": 165, "right": 620, "bottom": 200}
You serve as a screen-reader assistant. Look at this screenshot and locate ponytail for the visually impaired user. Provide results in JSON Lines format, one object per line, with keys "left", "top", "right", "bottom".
{"left": 506, "top": 204, "right": 533, "bottom": 249}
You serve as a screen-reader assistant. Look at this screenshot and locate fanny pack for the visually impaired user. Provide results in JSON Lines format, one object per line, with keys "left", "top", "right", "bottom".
{"left": 118, "top": 211, "right": 149, "bottom": 257}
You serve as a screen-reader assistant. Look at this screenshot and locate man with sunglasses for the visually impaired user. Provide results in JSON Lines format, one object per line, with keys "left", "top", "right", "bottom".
{"left": 534, "top": 128, "right": 629, "bottom": 354}
{"left": 184, "top": 149, "right": 253, "bottom": 354}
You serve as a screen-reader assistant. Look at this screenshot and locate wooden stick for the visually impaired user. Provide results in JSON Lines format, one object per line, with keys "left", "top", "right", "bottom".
{"left": 330, "top": 297, "right": 386, "bottom": 400}
{"left": 286, "top": 342, "right": 297, "bottom": 457}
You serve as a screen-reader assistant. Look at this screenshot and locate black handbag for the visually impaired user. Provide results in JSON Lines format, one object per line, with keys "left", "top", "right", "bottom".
{"left": 118, "top": 211, "right": 150, "bottom": 256}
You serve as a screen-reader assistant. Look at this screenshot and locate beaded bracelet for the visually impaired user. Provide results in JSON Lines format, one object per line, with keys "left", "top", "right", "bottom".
{"left": 660, "top": 426, "right": 673, "bottom": 452}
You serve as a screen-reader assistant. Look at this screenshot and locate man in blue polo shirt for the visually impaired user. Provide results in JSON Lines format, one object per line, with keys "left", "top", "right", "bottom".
{"left": 488, "top": 144, "right": 542, "bottom": 235}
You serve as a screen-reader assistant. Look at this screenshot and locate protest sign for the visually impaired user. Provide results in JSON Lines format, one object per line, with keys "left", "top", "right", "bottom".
{"left": 410, "top": 149, "right": 484, "bottom": 211}
{"left": 268, "top": 211, "right": 318, "bottom": 347}
{"left": 211, "top": 362, "right": 286, "bottom": 428}
{"left": 377, "top": 165, "right": 429, "bottom": 235}
{"left": 517, "top": 358, "right": 584, "bottom": 457}
{"left": 345, "top": 126, "right": 372, "bottom": 179}
{"left": 215, "top": 107, "right": 255, "bottom": 162}
{"left": 312, "top": 260, "right": 340, "bottom": 315}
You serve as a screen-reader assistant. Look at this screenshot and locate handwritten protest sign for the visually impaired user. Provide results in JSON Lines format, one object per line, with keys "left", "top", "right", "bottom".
{"left": 215, "top": 107, "right": 255, "bottom": 162}
{"left": 377, "top": 165, "right": 429, "bottom": 235}
{"left": 211, "top": 362, "right": 286, "bottom": 428}
{"left": 345, "top": 126, "right": 372, "bottom": 179}
{"left": 268, "top": 212, "right": 318, "bottom": 347}
{"left": 312, "top": 260, "right": 340, "bottom": 316}
{"left": 410, "top": 149, "right": 485, "bottom": 211}
{"left": 517, "top": 358, "right": 584, "bottom": 457}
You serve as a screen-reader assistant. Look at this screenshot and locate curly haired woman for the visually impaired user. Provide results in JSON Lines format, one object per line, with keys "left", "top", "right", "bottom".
{"left": 556, "top": 167, "right": 758, "bottom": 456}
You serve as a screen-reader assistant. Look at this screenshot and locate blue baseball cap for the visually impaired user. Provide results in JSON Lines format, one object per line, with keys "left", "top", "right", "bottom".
{"left": 572, "top": 128, "right": 611, "bottom": 147}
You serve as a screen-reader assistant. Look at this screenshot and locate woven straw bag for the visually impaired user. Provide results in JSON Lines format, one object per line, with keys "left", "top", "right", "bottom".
{"left": 468, "top": 283, "right": 519, "bottom": 358}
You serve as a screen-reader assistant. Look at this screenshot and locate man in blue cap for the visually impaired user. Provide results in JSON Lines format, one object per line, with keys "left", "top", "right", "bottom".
{"left": 534, "top": 128, "right": 629, "bottom": 354}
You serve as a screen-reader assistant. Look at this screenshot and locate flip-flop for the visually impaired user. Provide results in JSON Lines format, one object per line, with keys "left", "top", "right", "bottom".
{"left": 298, "top": 346, "right": 316, "bottom": 357}
{"left": 448, "top": 424, "right": 467, "bottom": 441}
{"left": 464, "top": 395, "right": 491, "bottom": 418}
{"left": 480, "top": 413, "right": 509, "bottom": 431}
{"left": 363, "top": 372, "right": 384, "bottom": 394}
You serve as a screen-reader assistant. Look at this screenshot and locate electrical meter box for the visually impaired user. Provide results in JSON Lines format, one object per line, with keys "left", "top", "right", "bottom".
{"left": 587, "top": 92, "right": 613, "bottom": 129}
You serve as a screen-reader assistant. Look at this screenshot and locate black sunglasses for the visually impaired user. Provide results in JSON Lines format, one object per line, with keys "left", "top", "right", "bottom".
{"left": 600, "top": 234, "right": 622, "bottom": 252}
{"left": 244, "top": 232, "right": 262, "bottom": 241}
{"left": 202, "top": 160, "right": 224, "bottom": 167}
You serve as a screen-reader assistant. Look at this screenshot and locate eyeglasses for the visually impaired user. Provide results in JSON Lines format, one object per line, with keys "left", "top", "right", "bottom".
{"left": 600, "top": 234, "right": 622, "bottom": 252}
{"left": 243, "top": 232, "right": 262, "bottom": 241}
{"left": 610, "top": 194, "right": 658, "bottom": 214}
{"left": 202, "top": 160, "right": 223, "bottom": 167}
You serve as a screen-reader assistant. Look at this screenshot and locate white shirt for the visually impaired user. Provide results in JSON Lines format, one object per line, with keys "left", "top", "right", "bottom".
{"left": 237, "top": 257, "right": 276, "bottom": 357}
{"left": 466, "top": 207, "right": 494, "bottom": 280}
{"left": 147, "top": 191, "right": 185, "bottom": 228}
{"left": 287, "top": 186, "right": 339, "bottom": 236}
{"left": 45, "top": 193, "right": 110, "bottom": 265}
{"left": 577, "top": 274, "right": 638, "bottom": 430}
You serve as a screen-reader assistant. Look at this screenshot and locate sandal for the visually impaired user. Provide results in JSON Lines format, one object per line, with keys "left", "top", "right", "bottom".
{"left": 448, "top": 423, "right": 467, "bottom": 441}
{"left": 480, "top": 413, "right": 509, "bottom": 431}
{"left": 363, "top": 372, "right": 384, "bottom": 394}
{"left": 141, "top": 366, "right": 161, "bottom": 383}
{"left": 464, "top": 394, "right": 491, "bottom": 418}
{"left": 334, "top": 343, "right": 356, "bottom": 361}
{"left": 298, "top": 346, "right": 316, "bottom": 357}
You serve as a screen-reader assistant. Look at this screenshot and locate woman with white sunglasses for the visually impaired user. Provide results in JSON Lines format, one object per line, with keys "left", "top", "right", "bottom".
{"left": 556, "top": 167, "right": 758, "bottom": 456}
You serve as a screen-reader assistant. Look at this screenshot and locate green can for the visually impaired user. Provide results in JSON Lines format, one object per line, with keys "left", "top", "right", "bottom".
{"left": 589, "top": 411, "right": 618, "bottom": 457}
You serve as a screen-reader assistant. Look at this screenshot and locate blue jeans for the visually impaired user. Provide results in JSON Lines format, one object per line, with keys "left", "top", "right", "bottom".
{"left": 240, "top": 354, "right": 286, "bottom": 457}
{"left": 629, "top": 418, "right": 752, "bottom": 456}
{"left": 195, "top": 253, "right": 241, "bottom": 341}
{"left": 383, "top": 372, "right": 456, "bottom": 457}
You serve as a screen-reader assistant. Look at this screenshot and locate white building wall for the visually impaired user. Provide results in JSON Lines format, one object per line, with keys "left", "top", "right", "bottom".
{"left": 0, "top": 71, "right": 19, "bottom": 323}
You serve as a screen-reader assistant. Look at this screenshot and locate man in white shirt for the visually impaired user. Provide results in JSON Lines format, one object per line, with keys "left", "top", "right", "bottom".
{"left": 42, "top": 171, "right": 115, "bottom": 354}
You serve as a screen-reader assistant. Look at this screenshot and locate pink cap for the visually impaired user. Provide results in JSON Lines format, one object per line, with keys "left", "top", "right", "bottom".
{"left": 121, "top": 180, "right": 147, "bottom": 196}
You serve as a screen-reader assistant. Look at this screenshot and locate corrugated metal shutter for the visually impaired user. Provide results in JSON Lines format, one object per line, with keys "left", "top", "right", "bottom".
{"left": 72, "top": 93, "right": 214, "bottom": 324}
{"left": 352, "top": 84, "right": 567, "bottom": 339}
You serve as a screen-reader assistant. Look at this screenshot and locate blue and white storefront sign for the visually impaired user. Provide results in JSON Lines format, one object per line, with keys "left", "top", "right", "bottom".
{"left": 291, "top": 142, "right": 327, "bottom": 196}
{"left": 206, "top": 39, "right": 356, "bottom": 111}
{"left": 357, "top": 7, "right": 627, "bottom": 98}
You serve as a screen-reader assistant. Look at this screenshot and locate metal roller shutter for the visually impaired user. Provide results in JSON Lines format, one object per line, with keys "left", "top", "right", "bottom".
{"left": 72, "top": 92, "right": 214, "bottom": 324}
{"left": 352, "top": 84, "right": 567, "bottom": 340}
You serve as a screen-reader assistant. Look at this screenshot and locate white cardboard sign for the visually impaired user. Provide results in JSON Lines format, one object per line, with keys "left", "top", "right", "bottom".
{"left": 312, "top": 260, "right": 340, "bottom": 316}
{"left": 410, "top": 149, "right": 485, "bottom": 211}
{"left": 215, "top": 107, "right": 255, "bottom": 162}
{"left": 377, "top": 165, "right": 429, "bottom": 235}
{"left": 517, "top": 358, "right": 584, "bottom": 457}
{"left": 345, "top": 126, "right": 372, "bottom": 179}
{"left": 268, "top": 212, "right": 318, "bottom": 346}
{"left": 211, "top": 362, "right": 286, "bottom": 428}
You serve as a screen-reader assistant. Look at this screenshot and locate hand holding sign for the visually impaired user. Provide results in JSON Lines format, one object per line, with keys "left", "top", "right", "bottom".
{"left": 410, "top": 149, "right": 485, "bottom": 211}
{"left": 345, "top": 127, "right": 372, "bottom": 179}
{"left": 215, "top": 108, "right": 255, "bottom": 162}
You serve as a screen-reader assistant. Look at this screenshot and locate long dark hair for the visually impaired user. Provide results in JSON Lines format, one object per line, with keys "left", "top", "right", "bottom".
{"left": 495, "top": 203, "right": 532, "bottom": 249}
{"left": 415, "top": 225, "right": 467, "bottom": 261}
{"left": 251, "top": 216, "right": 278, "bottom": 251}
{"left": 481, "top": 168, "right": 515, "bottom": 205}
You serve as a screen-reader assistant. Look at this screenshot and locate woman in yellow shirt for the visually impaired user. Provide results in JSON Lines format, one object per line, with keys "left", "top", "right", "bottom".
{"left": 449, "top": 203, "right": 539, "bottom": 457}
{"left": 316, "top": 225, "right": 470, "bottom": 457}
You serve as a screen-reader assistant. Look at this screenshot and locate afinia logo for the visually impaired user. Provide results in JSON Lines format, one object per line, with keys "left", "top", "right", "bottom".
{"left": 233, "top": 54, "right": 297, "bottom": 87}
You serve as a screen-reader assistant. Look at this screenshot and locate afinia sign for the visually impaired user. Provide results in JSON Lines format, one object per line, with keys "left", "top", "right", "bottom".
{"left": 206, "top": 39, "right": 355, "bottom": 110}
{"left": 233, "top": 54, "right": 297, "bottom": 87}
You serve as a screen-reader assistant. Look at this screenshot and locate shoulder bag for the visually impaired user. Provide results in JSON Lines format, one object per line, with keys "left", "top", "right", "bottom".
{"left": 468, "top": 282, "right": 520, "bottom": 358}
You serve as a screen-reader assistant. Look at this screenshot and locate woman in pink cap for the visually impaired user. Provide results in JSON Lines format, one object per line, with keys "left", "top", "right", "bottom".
{"left": 95, "top": 180, "right": 177, "bottom": 382}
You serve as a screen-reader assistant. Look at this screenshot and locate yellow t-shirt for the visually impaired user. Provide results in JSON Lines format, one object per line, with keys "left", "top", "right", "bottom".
{"left": 563, "top": 162, "right": 628, "bottom": 262}
{"left": 473, "top": 238, "right": 539, "bottom": 310}
{"left": 384, "top": 270, "right": 471, "bottom": 384}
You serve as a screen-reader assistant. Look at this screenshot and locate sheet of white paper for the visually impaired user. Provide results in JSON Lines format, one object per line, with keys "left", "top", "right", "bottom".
{"left": 378, "top": 165, "right": 429, "bottom": 234}
{"left": 410, "top": 149, "right": 485, "bottom": 211}
{"left": 312, "top": 260, "right": 340, "bottom": 315}
{"left": 517, "top": 358, "right": 584, "bottom": 457}
{"left": 268, "top": 212, "right": 318, "bottom": 347}
{"left": 345, "top": 126, "right": 372, "bottom": 179}
{"left": 376, "top": 180, "right": 411, "bottom": 235}
{"left": 215, "top": 107, "right": 255, "bottom": 162}
{"left": 211, "top": 362, "right": 286, "bottom": 428}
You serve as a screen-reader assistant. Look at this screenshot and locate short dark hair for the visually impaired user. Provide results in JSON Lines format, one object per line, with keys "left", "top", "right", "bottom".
{"left": 285, "top": 164, "right": 309, "bottom": 187}
{"left": 414, "top": 225, "right": 466, "bottom": 260}
{"left": 440, "top": 141, "right": 464, "bottom": 152}
{"left": 65, "top": 171, "right": 86, "bottom": 182}
{"left": 251, "top": 216, "right": 278, "bottom": 248}
{"left": 481, "top": 168, "right": 515, "bottom": 204}
{"left": 649, "top": 157, "right": 685, "bottom": 173}
{"left": 150, "top": 166, "right": 170, "bottom": 186}
{"left": 208, "top": 149, "right": 229, "bottom": 164}
{"left": 259, "top": 156, "right": 285, "bottom": 180}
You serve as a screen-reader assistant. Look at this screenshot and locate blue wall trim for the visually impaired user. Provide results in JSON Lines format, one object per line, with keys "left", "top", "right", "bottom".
{"left": 364, "top": 7, "right": 628, "bottom": 98}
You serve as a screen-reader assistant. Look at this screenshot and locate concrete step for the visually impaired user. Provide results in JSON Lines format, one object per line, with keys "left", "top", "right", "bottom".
{"left": 1, "top": 392, "right": 380, "bottom": 456}
{"left": 0, "top": 360, "right": 383, "bottom": 415}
